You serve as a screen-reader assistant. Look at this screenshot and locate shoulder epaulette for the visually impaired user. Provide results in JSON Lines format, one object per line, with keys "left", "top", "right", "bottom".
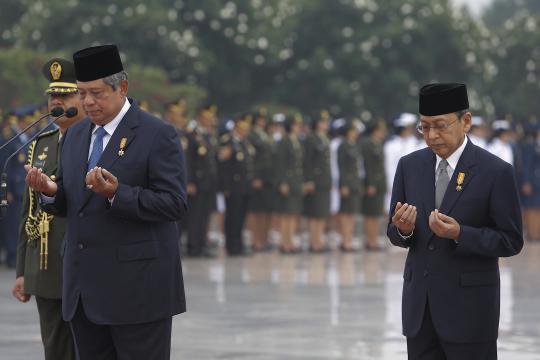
{"left": 36, "top": 128, "right": 60, "bottom": 140}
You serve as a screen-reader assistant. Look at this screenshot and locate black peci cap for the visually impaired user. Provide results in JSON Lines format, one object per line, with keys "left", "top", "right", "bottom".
{"left": 419, "top": 83, "right": 469, "bottom": 116}
{"left": 73, "top": 44, "right": 124, "bottom": 82}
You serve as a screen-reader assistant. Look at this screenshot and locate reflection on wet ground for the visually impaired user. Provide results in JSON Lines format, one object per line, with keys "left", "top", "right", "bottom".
{"left": 1, "top": 243, "right": 540, "bottom": 359}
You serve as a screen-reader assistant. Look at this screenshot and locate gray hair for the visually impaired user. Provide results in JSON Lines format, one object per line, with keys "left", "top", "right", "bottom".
{"left": 456, "top": 109, "right": 469, "bottom": 119}
{"left": 103, "top": 70, "right": 128, "bottom": 91}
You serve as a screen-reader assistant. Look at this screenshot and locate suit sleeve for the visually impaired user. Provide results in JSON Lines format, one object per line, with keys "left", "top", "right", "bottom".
{"left": 40, "top": 136, "right": 68, "bottom": 218}
{"left": 455, "top": 162, "right": 523, "bottom": 258}
{"left": 108, "top": 123, "right": 187, "bottom": 222}
{"left": 386, "top": 158, "right": 413, "bottom": 248}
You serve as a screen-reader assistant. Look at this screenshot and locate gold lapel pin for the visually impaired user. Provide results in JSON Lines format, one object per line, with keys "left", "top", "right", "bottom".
{"left": 456, "top": 172, "right": 465, "bottom": 191}
{"left": 118, "top": 137, "right": 127, "bottom": 156}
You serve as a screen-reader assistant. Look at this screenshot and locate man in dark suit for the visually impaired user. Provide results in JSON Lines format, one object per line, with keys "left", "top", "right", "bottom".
{"left": 25, "top": 44, "right": 187, "bottom": 360}
{"left": 387, "top": 83, "right": 523, "bottom": 360}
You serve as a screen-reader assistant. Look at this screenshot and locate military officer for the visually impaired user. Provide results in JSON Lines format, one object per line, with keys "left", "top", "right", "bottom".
{"left": 12, "top": 57, "right": 84, "bottom": 359}
{"left": 218, "top": 114, "right": 255, "bottom": 255}
{"left": 337, "top": 118, "right": 364, "bottom": 251}
{"left": 184, "top": 105, "right": 219, "bottom": 257}
{"left": 274, "top": 114, "right": 304, "bottom": 253}
{"left": 246, "top": 110, "right": 274, "bottom": 251}
{"left": 163, "top": 100, "right": 190, "bottom": 245}
{"left": 361, "top": 119, "right": 387, "bottom": 250}
{"left": 303, "top": 110, "right": 332, "bottom": 252}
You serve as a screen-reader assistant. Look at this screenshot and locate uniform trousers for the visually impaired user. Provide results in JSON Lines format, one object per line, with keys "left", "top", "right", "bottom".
{"left": 35, "top": 296, "right": 76, "bottom": 360}
{"left": 225, "top": 192, "right": 249, "bottom": 255}
{"left": 186, "top": 191, "right": 215, "bottom": 255}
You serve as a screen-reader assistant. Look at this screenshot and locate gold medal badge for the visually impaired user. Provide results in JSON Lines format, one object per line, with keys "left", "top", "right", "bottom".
{"left": 456, "top": 172, "right": 465, "bottom": 191}
{"left": 118, "top": 138, "right": 127, "bottom": 156}
{"left": 198, "top": 146, "right": 207, "bottom": 156}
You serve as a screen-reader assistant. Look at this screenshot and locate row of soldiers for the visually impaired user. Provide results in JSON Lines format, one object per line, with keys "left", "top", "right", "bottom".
{"left": 163, "top": 103, "right": 389, "bottom": 257}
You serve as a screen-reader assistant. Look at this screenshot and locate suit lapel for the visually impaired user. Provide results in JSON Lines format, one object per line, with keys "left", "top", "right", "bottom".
{"left": 74, "top": 120, "right": 93, "bottom": 201}
{"left": 439, "top": 139, "right": 477, "bottom": 215}
{"left": 79, "top": 101, "right": 139, "bottom": 210}
{"left": 421, "top": 150, "right": 436, "bottom": 220}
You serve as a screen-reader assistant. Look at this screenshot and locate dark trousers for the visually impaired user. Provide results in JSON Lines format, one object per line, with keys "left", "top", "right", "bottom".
{"left": 35, "top": 296, "right": 76, "bottom": 360}
{"left": 407, "top": 302, "right": 497, "bottom": 360}
{"left": 70, "top": 302, "right": 173, "bottom": 360}
{"left": 225, "top": 192, "right": 249, "bottom": 254}
{"left": 186, "top": 191, "right": 214, "bottom": 255}
{"left": 0, "top": 198, "right": 21, "bottom": 266}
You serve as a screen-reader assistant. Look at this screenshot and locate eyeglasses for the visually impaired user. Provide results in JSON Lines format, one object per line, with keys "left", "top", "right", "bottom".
{"left": 416, "top": 118, "right": 458, "bottom": 135}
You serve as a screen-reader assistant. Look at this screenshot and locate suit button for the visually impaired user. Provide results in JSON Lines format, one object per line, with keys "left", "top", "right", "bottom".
{"left": 423, "top": 270, "right": 429, "bottom": 277}
{"left": 78, "top": 243, "right": 84, "bottom": 250}
{"left": 428, "top": 244, "right": 435, "bottom": 251}
{"left": 78, "top": 212, "right": 84, "bottom": 218}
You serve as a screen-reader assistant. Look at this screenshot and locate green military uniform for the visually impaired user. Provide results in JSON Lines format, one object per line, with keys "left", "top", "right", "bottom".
{"left": 274, "top": 134, "right": 304, "bottom": 214}
{"left": 303, "top": 131, "right": 331, "bottom": 218}
{"left": 247, "top": 123, "right": 274, "bottom": 213}
{"left": 338, "top": 139, "right": 363, "bottom": 213}
{"left": 185, "top": 124, "right": 218, "bottom": 256}
{"left": 218, "top": 126, "right": 255, "bottom": 255}
{"left": 15, "top": 57, "right": 76, "bottom": 360}
{"left": 360, "top": 136, "right": 386, "bottom": 216}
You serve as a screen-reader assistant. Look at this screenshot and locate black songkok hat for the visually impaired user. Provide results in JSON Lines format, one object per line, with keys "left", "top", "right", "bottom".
{"left": 419, "top": 83, "right": 469, "bottom": 116}
{"left": 42, "top": 58, "right": 78, "bottom": 94}
{"left": 73, "top": 44, "right": 124, "bottom": 82}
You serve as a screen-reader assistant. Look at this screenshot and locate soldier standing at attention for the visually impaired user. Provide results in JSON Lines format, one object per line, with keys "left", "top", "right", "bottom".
{"left": 274, "top": 115, "right": 304, "bottom": 253}
{"left": 246, "top": 110, "right": 274, "bottom": 251}
{"left": 337, "top": 118, "right": 364, "bottom": 251}
{"left": 303, "top": 110, "right": 332, "bottom": 252}
{"left": 12, "top": 58, "right": 84, "bottom": 359}
{"left": 361, "top": 119, "right": 388, "bottom": 250}
{"left": 184, "top": 105, "right": 219, "bottom": 257}
{"left": 218, "top": 115, "right": 255, "bottom": 256}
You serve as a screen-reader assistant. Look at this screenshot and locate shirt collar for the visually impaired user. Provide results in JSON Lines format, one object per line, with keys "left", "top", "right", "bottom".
{"left": 436, "top": 136, "right": 468, "bottom": 171}
{"left": 92, "top": 98, "right": 131, "bottom": 136}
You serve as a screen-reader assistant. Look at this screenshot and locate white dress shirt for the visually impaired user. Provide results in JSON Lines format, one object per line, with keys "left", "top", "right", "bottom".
{"left": 88, "top": 99, "right": 131, "bottom": 160}
{"left": 435, "top": 136, "right": 468, "bottom": 183}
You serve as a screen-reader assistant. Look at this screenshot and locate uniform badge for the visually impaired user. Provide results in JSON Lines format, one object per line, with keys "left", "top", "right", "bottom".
{"left": 198, "top": 146, "right": 207, "bottom": 156}
{"left": 236, "top": 152, "right": 245, "bottom": 161}
{"left": 118, "top": 137, "right": 127, "bottom": 156}
{"left": 38, "top": 152, "right": 47, "bottom": 161}
{"left": 50, "top": 61, "right": 62, "bottom": 80}
{"left": 456, "top": 172, "right": 465, "bottom": 191}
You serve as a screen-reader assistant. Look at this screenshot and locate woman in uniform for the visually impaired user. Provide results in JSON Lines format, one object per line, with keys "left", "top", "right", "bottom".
{"left": 274, "top": 115, "right": 304, "bottom": 253}
{"left": 303, "top": 110, "right": 332, "bottom": 252}
{"left": 337, "top": 119, "right": 364, "bottom": 251}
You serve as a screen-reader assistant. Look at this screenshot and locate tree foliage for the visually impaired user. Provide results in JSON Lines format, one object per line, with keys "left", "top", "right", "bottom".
{"left": 0, "top": 0, "right": 539, "bottom": 122}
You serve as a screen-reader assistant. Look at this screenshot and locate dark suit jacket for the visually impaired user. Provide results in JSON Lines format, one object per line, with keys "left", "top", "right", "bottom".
{"left": 387, "top": 138, "right": 523, "bottom": 343}
{"left": 43, "top": 100, "right": 187, "bottom": 325}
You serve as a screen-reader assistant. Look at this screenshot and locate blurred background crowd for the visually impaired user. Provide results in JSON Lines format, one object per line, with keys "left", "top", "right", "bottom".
{"left": 2, "top": 0, "right": 540, "bottom": 264}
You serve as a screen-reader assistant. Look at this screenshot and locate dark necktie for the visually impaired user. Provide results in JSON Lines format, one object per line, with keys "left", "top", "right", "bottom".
{"left": 87, "top": 127, "right": 107, "bottom": 171}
